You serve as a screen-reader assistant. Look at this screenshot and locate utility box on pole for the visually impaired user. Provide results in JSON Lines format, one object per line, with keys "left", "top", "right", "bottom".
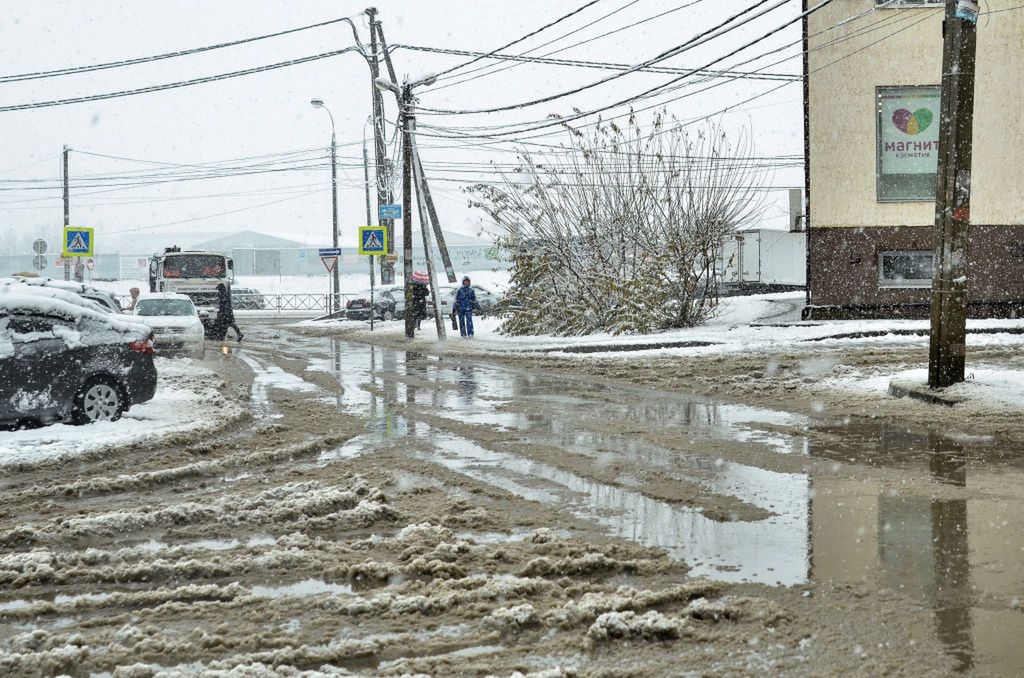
{"left": 928, "top": 0, "right": 979, "bottom": 388}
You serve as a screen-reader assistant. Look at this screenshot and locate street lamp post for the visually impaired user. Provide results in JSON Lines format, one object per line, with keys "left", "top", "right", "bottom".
{"left": 310, "top": 98, "right": 341, "bottom": 313}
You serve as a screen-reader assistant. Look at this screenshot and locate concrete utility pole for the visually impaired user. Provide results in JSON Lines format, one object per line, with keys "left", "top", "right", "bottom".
{"left": 401, "top": 85, "right": 415, "bottom": 339}
{"left": 62, "top": 145, "right": 71, "bottom": 281}
{"left": 366, "top": 7, "right": 395, "bottom": 285}
{"left": 928, "top": 0, "right": 979, "bottom": 388}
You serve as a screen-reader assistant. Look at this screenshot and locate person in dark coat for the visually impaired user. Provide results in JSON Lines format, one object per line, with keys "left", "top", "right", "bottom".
{"left": 215, "top": 283, "right": 243, "bottom": 342}
{"left": 453, "top": 276, "right": 478, "bottom": 338}
{"left": 412, "top": 282, "right": 429, "bottom": 330}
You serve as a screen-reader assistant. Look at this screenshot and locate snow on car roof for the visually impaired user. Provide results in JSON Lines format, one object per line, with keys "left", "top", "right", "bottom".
{"left": 2, "top": 276, "right": 117, "bottom": 300}
{"left": 137, "top": 292, "right": 194, "bottom": 301}
{"left": 0, "top": 285, "right": 151, "bottom": 337}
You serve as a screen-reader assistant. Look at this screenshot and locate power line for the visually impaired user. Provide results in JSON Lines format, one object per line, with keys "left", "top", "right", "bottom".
{"left": 420, "top": 0, "right": 833, "bottom": 138}
{"left": 103, "top": 189, "right": 330, "bottom": 235}
{"left": 425, "top": 0, "right": 710, "bottom": 93}
{"left": 0, "top": 15, "right": 358, "bottom": 83}
{"left": 0, "top": 48, "right": 357, "bottom": 113}
{"left": 426, "top": 0, "right": 646, "bottom": 90}
{"left": 418, "top": 0, "right": 789, "bottom": 116}
{"left": 427, "top": 0, "right": 606, "bottom": 81}
{"left": 420, "top": 1, "right": 913, "bottom": 138}
{"left": 393, "top": 44, "right": 798, "bottom": 82}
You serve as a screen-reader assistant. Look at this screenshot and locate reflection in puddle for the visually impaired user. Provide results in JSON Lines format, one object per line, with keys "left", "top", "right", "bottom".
{"left": 810, "top": 431, "right": 1024, "bottom": 674}
{"left": 254, "top": 330, "right": 1024, "bottom": 675}
{"left": 422, "top": 433, "right": 810, "bottom": 586}
{"left": 249, "top": 578, "right": 353, "bottom": 598}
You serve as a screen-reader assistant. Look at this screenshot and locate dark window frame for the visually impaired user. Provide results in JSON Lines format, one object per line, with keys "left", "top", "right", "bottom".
{"left": 878, "top": 251, "right": 935, "bottom": 289}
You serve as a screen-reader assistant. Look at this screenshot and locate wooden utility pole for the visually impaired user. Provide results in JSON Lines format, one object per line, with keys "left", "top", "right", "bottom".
{"left": 401, "top": 84, "right": 415, "bottom": 339}
{"left": 928, "top": 0, "right": 979, "bottom": 389}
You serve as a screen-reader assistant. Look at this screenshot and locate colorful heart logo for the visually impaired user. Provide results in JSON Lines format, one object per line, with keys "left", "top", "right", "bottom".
{"left": 892, "top": 107, "right": 934, "bottom": 135}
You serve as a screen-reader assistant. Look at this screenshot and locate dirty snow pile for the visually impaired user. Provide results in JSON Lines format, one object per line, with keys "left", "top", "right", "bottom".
{"left": 0, "top": 357, "right": 245, "bottom": 468}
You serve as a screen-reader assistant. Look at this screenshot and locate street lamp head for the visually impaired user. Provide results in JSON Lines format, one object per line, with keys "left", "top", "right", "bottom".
{"left": 374, "top": 77, "right": 400, "bottom": 95}
{"left": 310, "top": 98, "right": 325, "bottom": 108}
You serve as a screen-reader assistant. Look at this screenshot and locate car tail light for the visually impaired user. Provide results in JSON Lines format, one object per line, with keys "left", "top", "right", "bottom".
{"left": 129, "top": 338, "right": 155, "bottom": 355}
{"left": 346, "top": 299, "right": 354, "bottom": 308}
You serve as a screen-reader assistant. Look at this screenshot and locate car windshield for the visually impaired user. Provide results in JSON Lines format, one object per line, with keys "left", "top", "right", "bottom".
{"left": 135, "top": 299, "right": 195, "bottom": 316}
{"left": 162, "top": 254, "right": 226, "bottom": 279}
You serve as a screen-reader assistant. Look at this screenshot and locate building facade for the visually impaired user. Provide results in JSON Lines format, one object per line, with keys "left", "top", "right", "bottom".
{"left": 803, "top": 0, "right": 1024, "bottom": 318}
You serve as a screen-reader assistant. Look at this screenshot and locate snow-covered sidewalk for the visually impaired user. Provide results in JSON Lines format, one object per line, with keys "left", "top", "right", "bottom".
{"left": 0, "top": 358, "right": 245, "bottom": 468}
{"left": 299, "top": 291, "right": 1024, "bottom": 359}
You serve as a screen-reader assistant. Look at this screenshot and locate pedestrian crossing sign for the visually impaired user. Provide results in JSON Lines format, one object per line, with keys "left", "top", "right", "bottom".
{"left": 63, "top": 227, "right": 94, "bottom": 257}
{"left": 358, "top": 226, "right": 387, "bottom": 256}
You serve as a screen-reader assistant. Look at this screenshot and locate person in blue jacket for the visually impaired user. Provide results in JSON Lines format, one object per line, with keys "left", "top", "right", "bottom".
{"left": 454, "top": 276, "right": 478, "bottom": 337}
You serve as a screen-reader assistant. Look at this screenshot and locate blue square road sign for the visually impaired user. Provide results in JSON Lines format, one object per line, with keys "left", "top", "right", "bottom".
{"left": 358, "top": 226, "right": 387, "bottom": 256}
{"left": 63, "top": 227, "right": 94, "bottom": 257}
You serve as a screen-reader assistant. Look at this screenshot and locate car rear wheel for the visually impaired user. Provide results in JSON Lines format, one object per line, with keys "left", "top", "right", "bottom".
{"left": 71, "top": 378, "right": 126, "bottom": 425}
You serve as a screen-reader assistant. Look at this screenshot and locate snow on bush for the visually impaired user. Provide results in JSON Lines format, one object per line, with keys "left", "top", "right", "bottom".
{"left": 468, "top": 114, "right": 764, "bottom": 336}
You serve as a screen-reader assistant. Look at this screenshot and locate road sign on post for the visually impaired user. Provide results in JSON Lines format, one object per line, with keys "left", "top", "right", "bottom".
{"left": 358, "top": 226, "right": 387, "bottom": 256}
{"left": 318, "top": 247, "right": 340, "bottom": 273}
{"left": 32, "top": 255, "right": 47, "bottom": 271}
{"left": 32, "top": 239, "right": 48, "bottom": 255}
{"left": 63, "top": 227, "right": 93, "bottom": 257}
{"left": 378, "top": 204, "right": 402, "bottom": 221}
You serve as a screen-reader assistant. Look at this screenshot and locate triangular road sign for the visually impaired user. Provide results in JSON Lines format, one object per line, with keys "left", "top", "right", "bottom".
{"left": 321, "top": 255, "right": 338, "bottom": 273}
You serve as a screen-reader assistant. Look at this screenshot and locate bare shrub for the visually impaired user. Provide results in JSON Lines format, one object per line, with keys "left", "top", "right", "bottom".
{"left": 469, "top": 114, "right": 765, "bottom": 336}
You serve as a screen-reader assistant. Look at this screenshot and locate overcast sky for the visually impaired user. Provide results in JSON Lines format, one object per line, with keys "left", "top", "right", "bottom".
{"left": 0, "top": 0, "right": 804, "bottom": 254}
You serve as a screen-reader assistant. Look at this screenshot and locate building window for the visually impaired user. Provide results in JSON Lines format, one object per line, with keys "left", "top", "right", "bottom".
{"left": 876, "top": 85, "right": 941, "bottom": 202}
{"left": 879, "top": 251, "right": 934, "bottom": 288}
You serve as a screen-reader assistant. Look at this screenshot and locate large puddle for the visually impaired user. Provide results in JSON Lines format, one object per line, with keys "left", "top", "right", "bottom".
{"left": 250, "top": 330, "right": 1024, "bottom": 673}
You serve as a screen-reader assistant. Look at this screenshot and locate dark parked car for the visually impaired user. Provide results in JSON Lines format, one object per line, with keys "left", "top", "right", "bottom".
{"left": 231, "top": 286, "right": 266, "bottom": 310}
{"left": 345, "top": 287, "right": 405, "bottom": 321}
{"left": 0, "top": 286, "right": 157, "bottom": 426}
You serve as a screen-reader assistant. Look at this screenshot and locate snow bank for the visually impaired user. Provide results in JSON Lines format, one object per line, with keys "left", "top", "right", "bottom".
{"left": 828, "top": 366, "right": 1024, "bottom": 410}
{"left": 0, "top": 358, "right": 243, "bottom": 468}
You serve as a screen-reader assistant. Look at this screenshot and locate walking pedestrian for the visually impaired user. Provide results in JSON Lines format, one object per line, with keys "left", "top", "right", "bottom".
{"left": 453, "top": 276, "right": 478, "bottom": 338}
{"left": 412, "top": 282, "right": 429, "bottom": 330}
{"left": 215, "top": 283, "right": 244, "bottom": 342}
{"left": 126, "top": 287, "right": 140, "bottom": 312}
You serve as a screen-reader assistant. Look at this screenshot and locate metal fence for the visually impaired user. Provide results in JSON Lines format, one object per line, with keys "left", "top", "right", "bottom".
{"left": 118, "top": 293, "right": 351, "bottom": 315}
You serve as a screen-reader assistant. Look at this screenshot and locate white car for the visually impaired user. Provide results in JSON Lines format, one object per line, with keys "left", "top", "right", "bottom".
{"left": 132, "top": 292, "right": 206, "bottom": 359}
